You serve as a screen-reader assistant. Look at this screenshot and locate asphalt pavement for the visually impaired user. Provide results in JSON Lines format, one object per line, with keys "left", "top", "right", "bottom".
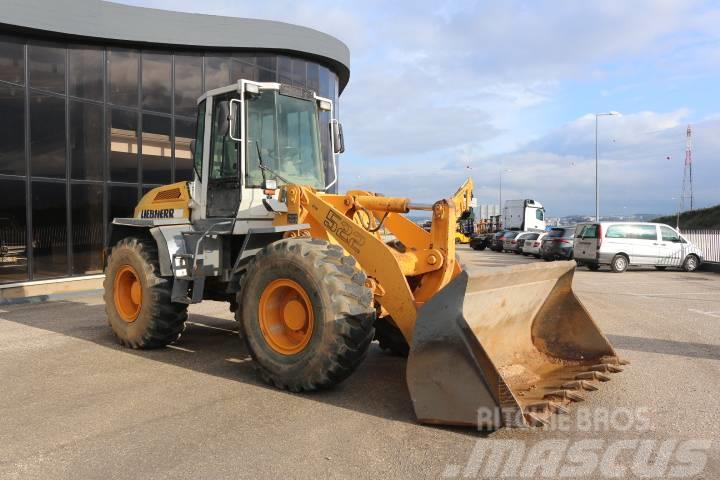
{"left": 0, "top": 247, "right": 718, "bottom": 479}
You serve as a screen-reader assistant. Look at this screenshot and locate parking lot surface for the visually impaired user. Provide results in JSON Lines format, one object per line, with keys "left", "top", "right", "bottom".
{"left": 1, "top": 247, "right": 718, "bottom": 479}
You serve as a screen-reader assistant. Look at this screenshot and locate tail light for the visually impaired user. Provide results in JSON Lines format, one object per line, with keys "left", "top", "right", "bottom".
{"left": 511, "top": 240, "right": 517, "bottom": 244}
{"left": 533, "top": 241, "right": 540, "bottom": 247}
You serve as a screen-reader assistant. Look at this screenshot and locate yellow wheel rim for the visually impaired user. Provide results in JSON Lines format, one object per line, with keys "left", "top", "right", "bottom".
{"left": 258, "top": 279, "right": 314, "bottom": 355}
{"left": 114, "top": 265, "right": 142, "bottom": 322}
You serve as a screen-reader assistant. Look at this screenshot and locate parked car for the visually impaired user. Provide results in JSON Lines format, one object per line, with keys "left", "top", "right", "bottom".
{"left": 574, "top": 222, "right": 704, "bottom": 273}
{"left": 469, "top": 233, "right": 491, "bottom": 251}
{"left": 521, "top": 232, "right": 544, "bottom": 257}
{"left": 502, "top": 231, "right": 522, "bottom": 252}
{"left": 541, "top": 227, "right": 575, "bottom": 260}
{"left": 490, "top": 231, "right": 508, "bottom": 252}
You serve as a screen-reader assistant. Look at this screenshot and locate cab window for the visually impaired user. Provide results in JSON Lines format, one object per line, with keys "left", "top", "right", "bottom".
{"left": 660, "top": 226, "right": 681, "bottom": 243}
{"left": 193, "top": 100, "right": 206, "bottom": 177}
{"left": 535, "top": 209, "right": 544, "bottom": 221}
{"left": 209, "top": 95, "right": 239, "bottom": 179}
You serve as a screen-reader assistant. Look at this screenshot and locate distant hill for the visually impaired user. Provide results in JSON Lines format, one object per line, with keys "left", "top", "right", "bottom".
{"left": 652, "top": 204, "right": 720, "bottom": 229}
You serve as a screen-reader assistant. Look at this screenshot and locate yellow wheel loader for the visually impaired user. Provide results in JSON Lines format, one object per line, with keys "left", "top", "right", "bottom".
{"left": 104, "top": 80, "right": 625, "bottom": 429}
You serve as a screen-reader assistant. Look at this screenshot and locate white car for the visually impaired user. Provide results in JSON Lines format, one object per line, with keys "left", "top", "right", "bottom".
{"left": 574, "top": 222, "right": 704, "bottom": 273}
{"left": 522, "top": 232, "right": 546, "bottom": 258}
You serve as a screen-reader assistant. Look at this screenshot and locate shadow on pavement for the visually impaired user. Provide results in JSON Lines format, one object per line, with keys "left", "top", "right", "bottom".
{"left": 607, "top": 334, "right": 720, "bottom": 361}
{"left": 1, "top": 298, "right": 483, "bottom": 437}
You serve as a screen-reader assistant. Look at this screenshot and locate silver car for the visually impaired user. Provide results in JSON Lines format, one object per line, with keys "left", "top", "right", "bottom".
{"left": 574, "top": 222, "right": 703, "bottom": 273}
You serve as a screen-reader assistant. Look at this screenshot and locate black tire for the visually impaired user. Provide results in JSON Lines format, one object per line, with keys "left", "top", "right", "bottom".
{"left": 587, "top": 264, "right": 600, "bottom": 271}
{"left": 611, "top": 254, "right": 629, "bottom": 273}
{"left": 374, "top": 317, "right": 409, "bottom": 357}
{"left": 104, "top": 237, "right": 188, "bottom": 349}
{"left": 655, "top": 266, "right": 667, "bottom": 271}
{"left": 237, "top": 238, "right": 375, "bottom": 392}
{"left": 682, "top": 255, "right": 700, "bottom": 272}
{"left": 534, "top": 254, "right": 541, "bottom": 259}
{"left": 543, "top": 256, "right": 552, "bottom": 262}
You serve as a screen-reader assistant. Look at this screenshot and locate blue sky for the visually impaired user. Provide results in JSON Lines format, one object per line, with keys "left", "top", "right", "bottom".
{"left": 119, "top": 0, "right": 720, "bottom": 217}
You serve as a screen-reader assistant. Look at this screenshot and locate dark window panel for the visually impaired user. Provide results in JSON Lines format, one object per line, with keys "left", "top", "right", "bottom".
{"left": 174, "top": 116, "right": 196, "bottom": 181}
{"left": 71, "top": 183, "right": 103, "bottom": 275}
{"left": 0, "top": 83, "right": 26, "bottom": 175}
{"left": 70, "top": 100, "right": 103, "bottom": 180}
{"left": 174, "top": 54, "right": 203, "bottom": 117}
{"left": 31, "top": 181, "right": 68, "bottom": 279}
{"left": 256, "top": 55, "right": 276, "bottom": 71}
{"left": 28, "top": 43, "right": 65, "bottom": 93}
{"left": 205, "top": 55, "right": 230, "bottom": 91}
{"left": 278, "top": 56, "right": 292, "bottom": 84}
{"left": 307, "top": 63, "right": 320, "bottom": 94}
{"left": 232, "top": 60, "right": 257, "bottom": 82}
{"left": 142, "top": 52, "right": 171, "bottom": 113}
{"left": 0, "top": 35, "right": 25, "bottom": 84}
{"left": 68, "top": 46, "right": 103, "bottom": 101}
{"left": 30, "top": 93, "right": 66, "bottom": 178}
{"left": 258, "top": 68, "right": 276, "bottom": 82}
{"left": 108, "top": 185, "right": 138, "bottom": 223}
{"left": 318, "top": 66, "right": 331, "bottom": 98}
{"left": 291, "top": 58, "right": 306, "bottom": 86}
{"left": 108, "top": 49, "right": 139, "bottom": 107}
{"left": 233, "top": 52, "right": 256, "bottom": 65}
{"left": 0, "top": 178, "right": 28, "bottom": 284}
{"left": 109, "top": 109, "right": 138, "bottom": 182}
{"left": 142, "top": 114, "right": 171, "bottom": 184}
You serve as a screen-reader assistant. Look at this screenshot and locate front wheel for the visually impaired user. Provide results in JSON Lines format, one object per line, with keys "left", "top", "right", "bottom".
{"left": 238, "top": 238, "right": 376, "bottom": 392}
{"left": 683, "top": 255, "right": 700, "bottom": 272}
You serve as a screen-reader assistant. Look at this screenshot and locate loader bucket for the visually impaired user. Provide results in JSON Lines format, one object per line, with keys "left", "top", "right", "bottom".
{"left": 406, "top": 261, "right": 625, "bottom": 429}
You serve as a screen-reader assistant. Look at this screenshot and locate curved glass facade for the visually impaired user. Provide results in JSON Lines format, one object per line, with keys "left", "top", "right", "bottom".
{"left": 0, "top": 33, "right": 340, "bottom": 284}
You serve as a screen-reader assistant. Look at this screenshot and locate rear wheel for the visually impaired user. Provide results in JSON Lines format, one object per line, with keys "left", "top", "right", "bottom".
{"left": 587, "top": 264, "right": 600, "bottom": 271}
{"left": 683, "top": 255, "right": 699, "bottom": 272}
{"left": 611, "top": 254, "right": 629, "bottom": 273}
{"left": 238, "top": 238, "right": 376, "bottom": 392}
{"left": 104, "top": 237, "right": 187, "bottom": 348}
{"left": 655, "top": 266, "right": 667, "bottom": 271}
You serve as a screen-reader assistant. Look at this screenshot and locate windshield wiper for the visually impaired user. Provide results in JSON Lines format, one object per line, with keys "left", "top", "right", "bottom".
{"left": 255, "top": 142, "right": 292, "bottom": 184}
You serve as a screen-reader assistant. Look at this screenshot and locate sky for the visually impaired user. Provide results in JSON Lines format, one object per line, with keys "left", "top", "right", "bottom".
{"left": 118, "top": 0, "right": 720, "bottom": 217}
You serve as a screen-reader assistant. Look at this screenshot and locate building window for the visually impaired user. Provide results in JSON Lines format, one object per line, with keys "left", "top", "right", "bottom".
{"left": 142, "top": 114, "right": 171, "bottom": 184}
{"left": 0, "top": 83, "right": 26, "bottom": 175}
{"left": 31, "top": 180, "right": 68, "bottom": 279}
{"left": 28, "top": 43, "right": 66, "bottom": 94}
{"left": 0, "top": 36, "right": 25, "bottom": 85}
{"left": 71, "top": 183, "right": 104, "bottom": 274}
{"left": 174, "top": 116, "right": 196, "bottom": 181}
{"left": 109, "top": 109, "right": 138, "bottom": 182}
{"left": 68, "top": 46, "right": 104, "bottom": 101}
{"left": 70, "top": 100, "right": 104, "bottom": 180}
{"left": 174, "top": 54, "right": 203, "bottom": 117}
{"left": 142, "top": 52, "right": 172, "bottom": 113}
{"left": 0, "top": 178, "right": 28, "bottom": 284}
{"left": 30, "top": 92, "right": 66, "bottom": 178}
{"left": 108, "top": 185, "right": 138, "bottom": 224}
{"left": 205, "top": 55, "right": 230, "bottom": 91}
{"left": 108, "top": 49, "right": 139, "bottom": 107}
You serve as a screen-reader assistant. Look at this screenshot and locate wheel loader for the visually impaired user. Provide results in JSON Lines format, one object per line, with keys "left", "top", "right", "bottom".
{"left": 104, "top": 79, "right": 625, "bottom": 429}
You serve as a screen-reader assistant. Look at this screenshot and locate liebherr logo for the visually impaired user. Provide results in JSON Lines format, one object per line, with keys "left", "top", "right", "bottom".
{"left": 323, "top": 211, "right": 365, "bottom": 253}
{"left": 139, "top": 208, "right": 183, "bottom": 219}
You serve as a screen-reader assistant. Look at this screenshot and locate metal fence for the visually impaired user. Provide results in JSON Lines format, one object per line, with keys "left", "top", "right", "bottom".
{"left": 682, "top": 229, "right": 720, "bottom": 263}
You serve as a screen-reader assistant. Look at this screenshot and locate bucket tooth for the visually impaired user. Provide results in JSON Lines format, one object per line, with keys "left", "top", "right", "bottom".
{"left": 599, "top": 355, "right": 631, "bottom": 366}
{"left": 525, "top": 401, "right": 551, "bottom": 413}
{"left": 545, "top": 390, "right": 586, "bottom": 402}
{"left": 590, "top": 363, "right": 623, "bottom": 373}
{"left": 524, "top": 412, "right": 550, "bottom": 427}
{"left": 562, "top": 380, "right": 599, "bottom": 391}
{"left": 618, "top": 359, "right": 631, "bottom": 365}
{"left": 576, "top": 371, "right": 611, "bottom": 382}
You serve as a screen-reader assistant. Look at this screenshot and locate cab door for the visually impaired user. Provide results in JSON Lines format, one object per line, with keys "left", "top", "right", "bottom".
{"left": 657, "top": 225, "right": 684, "bottom": 266}
{"left": 206, "top": 93, "right": 241, "bottom": 218}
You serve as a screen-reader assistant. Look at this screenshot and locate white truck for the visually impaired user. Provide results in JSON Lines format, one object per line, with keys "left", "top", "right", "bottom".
{"left": 502, "top": 199, "right": 546, "bottom": 231}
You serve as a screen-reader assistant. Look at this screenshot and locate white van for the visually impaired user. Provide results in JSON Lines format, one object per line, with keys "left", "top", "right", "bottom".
{"left": 574, "top": 222, "right": 703, "bottom": 273}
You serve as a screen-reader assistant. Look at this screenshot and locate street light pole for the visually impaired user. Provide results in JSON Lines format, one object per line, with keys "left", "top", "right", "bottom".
{"left": 594, "top": 111, "right": 619, "bottom": 222}
{"left": 499, "top": 168, "right": 511, "bottom": 226}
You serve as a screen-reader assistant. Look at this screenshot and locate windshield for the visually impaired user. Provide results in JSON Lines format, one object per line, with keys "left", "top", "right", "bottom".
{"left": 245, "top": 90, "right": 325, "bottom": 189}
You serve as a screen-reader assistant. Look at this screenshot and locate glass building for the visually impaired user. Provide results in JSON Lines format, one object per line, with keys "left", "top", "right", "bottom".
{"left": 0, "top": 1, "right": 350, "bottom": 285}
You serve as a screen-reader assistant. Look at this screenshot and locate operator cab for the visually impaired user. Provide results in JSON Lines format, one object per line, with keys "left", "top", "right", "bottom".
{"left": 189, "top": 80, "right": 344, "bottom": 229}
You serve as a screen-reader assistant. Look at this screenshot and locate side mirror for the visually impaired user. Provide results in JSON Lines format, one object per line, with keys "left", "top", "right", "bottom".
{"left": 189, "top": 139, "right": 196, "bottom": 156}
{"left": 331, "top": 120, "right": 345, "bottom": 154}
{"left": 216, "top": 101, "right": 230, "bottom": 137}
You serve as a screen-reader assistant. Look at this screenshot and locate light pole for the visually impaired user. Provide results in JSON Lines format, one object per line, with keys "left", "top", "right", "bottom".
{"left": 499, "top": 168, "right": 511, "bottom": 226}
{"left": 595, "top": 111, "right": 619, "bottom": 222}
